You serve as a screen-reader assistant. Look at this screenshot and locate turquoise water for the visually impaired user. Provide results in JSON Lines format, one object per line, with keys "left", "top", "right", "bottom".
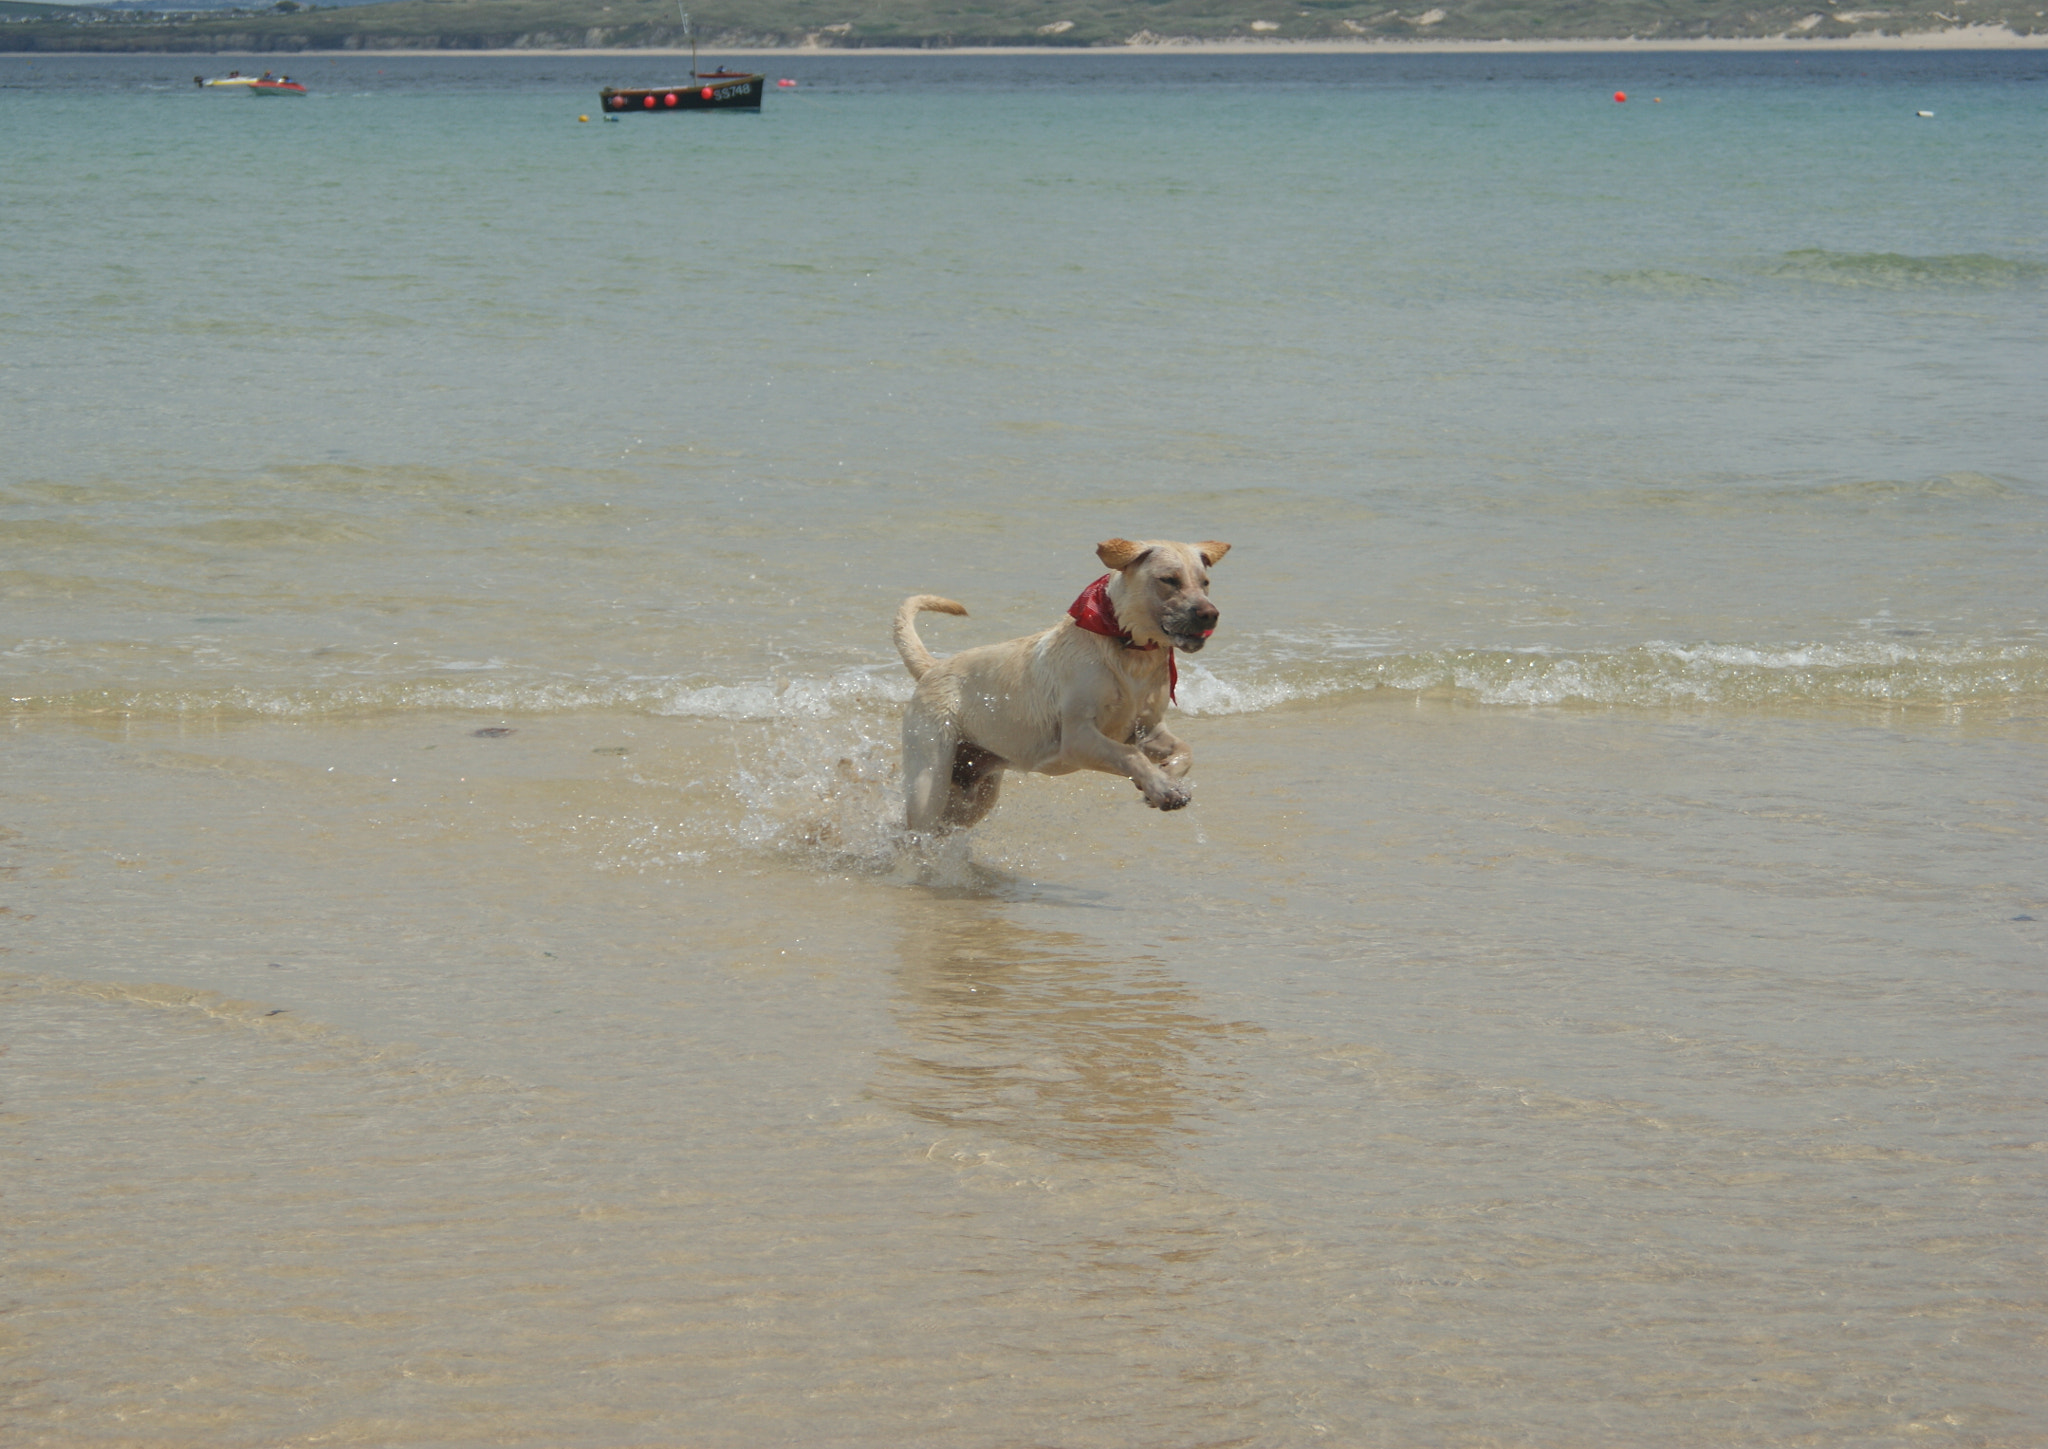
{"left": 5, "top": 51, "right": 2045, "bottom": 712}
{"left": 3, "top": 50, "right": 2045, "bottom": 1448}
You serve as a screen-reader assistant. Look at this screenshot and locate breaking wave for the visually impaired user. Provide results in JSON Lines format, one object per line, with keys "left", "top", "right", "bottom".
{"left": 1595, "top": 268, "right": 1740, "bottom": 297}
{"left": 1590, "top": 253, "right": 2044, "bottom": 298}
{"left": 6, "top": 639, "right": 2041, "bottom": 723}
{"left": 1286, "top": 639, "right": 2047, "bottom": 711}
{"left": 1762, "top": 249, "right": 2048, "bottom": 290}
{"left": 652, "top": 667, "right": 911, "bottom": 721}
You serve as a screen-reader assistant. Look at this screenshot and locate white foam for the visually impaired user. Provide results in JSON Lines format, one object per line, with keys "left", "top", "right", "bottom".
{"left": 1172, "top": 662, "right": 1332, "bottom": 716}
{"left": 13, "top": 637, "right": 2041, "bottom": 726}
{"left": 1439, "top": 640, "right": 2045, "bottom": 707}
{"left": 655, "top": 667, "right": 911, "bottom": 722}
{"left": 1652, "top": 640, "right": 1925, "bottom": 671}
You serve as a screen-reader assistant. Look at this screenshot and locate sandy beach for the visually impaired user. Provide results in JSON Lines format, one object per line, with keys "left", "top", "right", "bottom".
{"left": 5, "top": 45, "right": 2043, "bottom": 1449}
{"left": 355, "top": 29, "right": 2048, "bottom": 56}
{"left": 505, "top": 25, "right": 2047, "bottom": 56}
{"left": 27, "top": 24, "right": 2048, "bottom": 57}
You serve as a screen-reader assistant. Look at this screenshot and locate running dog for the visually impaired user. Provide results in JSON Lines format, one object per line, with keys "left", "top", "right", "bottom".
{"left": 892, "top": 537, "right": 1229, "bottom": 834}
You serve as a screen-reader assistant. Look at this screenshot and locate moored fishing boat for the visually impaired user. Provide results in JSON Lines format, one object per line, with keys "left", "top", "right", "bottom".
{"left": 600, "top": 10, "right": 763, "bottom": 113}
{"left": 601, "top": 72, "right": 763, "bottom": 113}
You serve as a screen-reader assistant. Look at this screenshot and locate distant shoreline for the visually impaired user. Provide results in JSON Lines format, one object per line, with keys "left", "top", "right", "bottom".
{"left": 14, "top": 27, "right": 2048, "bottom": 57}
{"left": 546, "top": 29, "right": 2048, "bottom": 53}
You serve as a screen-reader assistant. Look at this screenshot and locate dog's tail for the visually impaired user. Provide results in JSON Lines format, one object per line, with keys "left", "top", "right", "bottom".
{"left": 893, "top": 595, "right": 967, "bottom": 681}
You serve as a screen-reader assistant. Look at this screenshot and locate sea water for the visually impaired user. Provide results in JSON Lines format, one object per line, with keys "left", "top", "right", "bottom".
{"left": 2, "top": 49, "right": 2043, "bottom": 1446}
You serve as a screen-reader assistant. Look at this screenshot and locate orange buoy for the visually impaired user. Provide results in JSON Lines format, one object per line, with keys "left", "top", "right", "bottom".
{"left": 1614, "top": 90, "right": 1627, "bottom": 103}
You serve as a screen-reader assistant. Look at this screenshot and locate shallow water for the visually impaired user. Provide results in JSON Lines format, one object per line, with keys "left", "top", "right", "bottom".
{"left": 3, "top": 49, "right": 2045, "bottom": 1447}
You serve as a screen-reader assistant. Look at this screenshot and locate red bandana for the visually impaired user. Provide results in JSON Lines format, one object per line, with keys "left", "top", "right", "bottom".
{"left": 1068, "top": 574, "right": 1176, "bottom": 701}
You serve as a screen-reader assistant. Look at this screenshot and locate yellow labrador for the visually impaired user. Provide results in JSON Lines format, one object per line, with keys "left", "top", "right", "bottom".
{"left": 893, "top": 537, "right": 1229, "bottom": 834}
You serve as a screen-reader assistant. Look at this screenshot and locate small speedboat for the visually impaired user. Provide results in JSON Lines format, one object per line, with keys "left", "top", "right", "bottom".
{"left": 196, "top": 72, "right": 306, "bottom": 96}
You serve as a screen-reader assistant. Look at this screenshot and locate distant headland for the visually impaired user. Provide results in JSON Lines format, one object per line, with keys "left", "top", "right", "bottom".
{"left": 3, "top": 0, "right": 2043, "bottom": 54}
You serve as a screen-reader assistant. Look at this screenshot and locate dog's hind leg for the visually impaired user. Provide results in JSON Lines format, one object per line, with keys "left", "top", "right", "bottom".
{"left": 945, "top": 742, "right": 1007, "bottom": 830}
{"left": 905, "top": 708, "right": 1008, "bottom": 834}
{"left": 903, "top": 708, "right": 960, "bottom": 835}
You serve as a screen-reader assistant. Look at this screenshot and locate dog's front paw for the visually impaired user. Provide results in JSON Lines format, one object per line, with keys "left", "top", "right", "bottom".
{"left": 1142, "top": 781, "right": 1192, "bottom": 811}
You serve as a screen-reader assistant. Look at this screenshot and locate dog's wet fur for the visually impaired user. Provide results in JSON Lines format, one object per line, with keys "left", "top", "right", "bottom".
{"left": 892, "top": 538, "right": 1229, "bottom": 834}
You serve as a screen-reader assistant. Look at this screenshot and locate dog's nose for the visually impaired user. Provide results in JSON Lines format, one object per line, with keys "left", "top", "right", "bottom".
{"left": 1192, "top": 602, "right": 1219, "bottom": 631}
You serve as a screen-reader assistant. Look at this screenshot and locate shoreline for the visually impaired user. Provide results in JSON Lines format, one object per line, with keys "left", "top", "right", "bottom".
{"left": 590, "top": 28, "right": 2048, "bottom": 54}
{"left": 13, "top": 27, "right": 2047, "bottom": 57}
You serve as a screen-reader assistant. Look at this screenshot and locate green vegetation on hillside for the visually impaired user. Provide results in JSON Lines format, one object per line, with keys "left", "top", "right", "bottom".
{"left": 4, "top": 0, "right": 2041, "bottom": 52}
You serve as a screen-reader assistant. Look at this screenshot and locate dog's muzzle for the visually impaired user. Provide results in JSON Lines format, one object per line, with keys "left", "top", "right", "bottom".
{"left": 1167, "top": 602, "right": 1219, "bottom": 652}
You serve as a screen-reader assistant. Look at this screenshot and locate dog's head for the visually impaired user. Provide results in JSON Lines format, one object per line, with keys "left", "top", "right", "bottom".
{"left": 1096, "top": 538, "right": 1230, "bottom": 653}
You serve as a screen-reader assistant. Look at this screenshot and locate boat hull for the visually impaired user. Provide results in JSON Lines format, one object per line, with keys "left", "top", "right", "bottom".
{"left": 247, "top": 82, "right": 307, "bottom": 97}
{"left": 600, "top": 75, "right": 764, "bottom": 113}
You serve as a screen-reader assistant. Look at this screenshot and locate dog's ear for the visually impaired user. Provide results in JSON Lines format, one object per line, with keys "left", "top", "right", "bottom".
{"left": 1096, "top": 538, "right": 1150, "bottom": 571}
{"left": 1197, "top": 541, "right": 1231, "bottom": 566}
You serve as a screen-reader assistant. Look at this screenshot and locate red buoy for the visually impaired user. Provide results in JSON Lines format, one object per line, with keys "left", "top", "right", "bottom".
{"left": 665, "top": 92, "right": 678, "bottom": 106}
{"left": 643, "top": 95, "right": 655, "bottom": 108}
{"left": 1614, "top": 90, "right": 1627, "bottom": 103}
{"left": 611, "top": 96, "right": 625, "bottom": 109}
{"left": 701, "top": 86, "right": 715, "bottom": 100}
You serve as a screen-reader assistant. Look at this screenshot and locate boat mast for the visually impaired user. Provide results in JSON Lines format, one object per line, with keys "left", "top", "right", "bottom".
{"left": 681, "top": 6, "right": 697, "bottom": 77}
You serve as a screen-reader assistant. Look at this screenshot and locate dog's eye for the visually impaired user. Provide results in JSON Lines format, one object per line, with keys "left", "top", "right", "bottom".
{"left": 1160, "top": 574, "right": 1181, "bottom": 589}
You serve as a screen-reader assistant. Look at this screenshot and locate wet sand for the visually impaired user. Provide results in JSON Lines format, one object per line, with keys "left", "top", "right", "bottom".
{"left": 6, "top": 698, "right": 2043, "bottom": 1444}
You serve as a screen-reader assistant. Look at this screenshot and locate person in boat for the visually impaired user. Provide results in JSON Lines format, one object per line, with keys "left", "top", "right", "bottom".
{"left": 261, "top": 71, "right": 275, "bottom": 81}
